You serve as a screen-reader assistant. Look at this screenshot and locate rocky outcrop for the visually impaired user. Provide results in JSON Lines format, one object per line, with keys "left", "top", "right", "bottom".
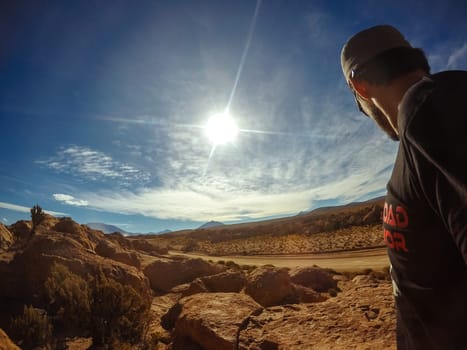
{"left": 95, "top": 239, "right": 141, "bottom": 268}
{"left": 244, "top": 266, "right": 294, "bottom": 307}
{"left": 0, "top": 224, "right": 13, "bottom": 251}
{"left": 238, "top": 280, "right": 395, "bottom": 350}
{"left": 0, "top": 328, "right": 20, "bottom": 350}
{"left": 143, "top": 258, "right": 224, "bottom": 293}
{"left": 131, "top": 238, "right": 169, "bottom": 255}
{"left": 1, "top": 230, "right": 150, "bottom": 304}
{"left": 164, "top": 293, "right": 262, "bottom": 350}
{"left": 8, "top": 221, "right": 31, "bottom": 240}
{"left": 289, "top": 266, "right": 338, "bottom": 292}
{"left": 52, "top": 218, "right": 103, "bottom": 251}
{"left": 161, "top": 277, "right": 395, "bottom": 350}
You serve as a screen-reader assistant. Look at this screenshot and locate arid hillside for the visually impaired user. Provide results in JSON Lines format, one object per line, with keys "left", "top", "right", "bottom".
{"left": 0, "top": 201, "right": 394, "bottom": 349}
{"left": 139, "top": 197, "right": 385, "bottom": 256}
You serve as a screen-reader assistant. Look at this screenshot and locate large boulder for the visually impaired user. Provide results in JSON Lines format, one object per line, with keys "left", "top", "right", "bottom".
{"left": 176, "top": 270, "right": 247, "bottom": 297}
{"left": 0, "top": 328, "right": 20, "bottom": 350}
{"left": 95, "top": 239, "right": 141, "bottom": 268}
{"left": 289, "top": 267, "right": 337, "bottom": 292}
{"left": 165, "top": 293, "right": 262, "bottom": 350}
{"left": 244, "top": 266, "right": 294, "bottom": 307}
{"left": 143, "top": 258, "right": 224, "bottom": 293}
{"left": 0, "top": 224, "right": 13, "bottom": 250}
{"left": 201, "top": 270, "right": 247, "bottom": 293}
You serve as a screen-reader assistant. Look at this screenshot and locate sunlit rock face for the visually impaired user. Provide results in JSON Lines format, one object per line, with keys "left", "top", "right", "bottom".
{"left": 0, "top": 224, "right": 13, "bottom": 251}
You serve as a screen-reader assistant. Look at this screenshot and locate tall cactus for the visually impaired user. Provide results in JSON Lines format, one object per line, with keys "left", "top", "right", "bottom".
{"left": 30, "top": 204, "right": 45, "bottom": 233}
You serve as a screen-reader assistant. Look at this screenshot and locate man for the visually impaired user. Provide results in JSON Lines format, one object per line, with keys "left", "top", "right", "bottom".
{"left": 341, "top": 25, "right": 467, "bottom": 349}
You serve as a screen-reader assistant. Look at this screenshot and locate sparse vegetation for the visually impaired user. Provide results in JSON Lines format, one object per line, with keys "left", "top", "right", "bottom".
{"left": 45, "top": 263, "right": 91, "bottom": 331}
{"left": 182, "top": 238, "right": 198, "bottom": 252}
{"left": 10, "top": 305, "right": 53, "bottom": 349}
{"left": 30, "top": 204, "right": 45, "bottom": 233}
{"left": 44, "top": 263, "right": 151, "bottom": 347}
{"left": 89, "top": 268, "right": 151, "bottom": 346}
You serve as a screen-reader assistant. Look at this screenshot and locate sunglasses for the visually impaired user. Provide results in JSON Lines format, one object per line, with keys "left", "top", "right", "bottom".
{"left": 352, "top": 89, "right": 369, "bottom": 117}
{"left": 348, "top": 68, "right": 369, "bottom": 117}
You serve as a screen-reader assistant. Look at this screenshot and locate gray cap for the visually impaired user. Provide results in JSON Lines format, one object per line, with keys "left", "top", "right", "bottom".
{"left": 341, "top": 25, "right": 412, "bottom": 80}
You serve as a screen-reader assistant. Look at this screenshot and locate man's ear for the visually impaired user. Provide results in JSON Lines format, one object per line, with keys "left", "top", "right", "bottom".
{"left": 350, "top": 78, "right": 370, "bottom": 99}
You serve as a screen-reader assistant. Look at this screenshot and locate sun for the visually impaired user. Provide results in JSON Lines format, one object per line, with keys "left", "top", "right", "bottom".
{"left": 205, "top": 113, "right": 239, "bottom": 145}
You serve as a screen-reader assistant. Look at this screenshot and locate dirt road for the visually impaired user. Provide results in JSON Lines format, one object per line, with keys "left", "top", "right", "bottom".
{"left": 170, "top": 247, "right": 390, "bottom": 272}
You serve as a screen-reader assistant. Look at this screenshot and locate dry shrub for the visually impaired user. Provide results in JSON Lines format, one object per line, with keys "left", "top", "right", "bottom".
{"left": 89, "top": 268, "right": 151, "bottom": 346}
{"left": 45, "top": 263, "right": 91, "bottom": 331}
{"left": 10, "top": 305, "right": 53, "bottom": 349}
{"left": 44, "top": 263, "right": 151, "bottom": 347}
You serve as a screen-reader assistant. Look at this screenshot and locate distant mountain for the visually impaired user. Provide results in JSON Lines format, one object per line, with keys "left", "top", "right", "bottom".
{"left": 198, "top": 221, "right": 225, "bottom": 229}
{"left": 86, "top": 222, "right": 129, "bottom": 234}
{"left": 157, "top": 229, "right": 172, "bottom": 234}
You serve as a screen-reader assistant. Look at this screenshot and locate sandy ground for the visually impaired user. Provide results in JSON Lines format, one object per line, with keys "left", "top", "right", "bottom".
{"left": 169, "top": 247, "right": 390, "bottom": 272}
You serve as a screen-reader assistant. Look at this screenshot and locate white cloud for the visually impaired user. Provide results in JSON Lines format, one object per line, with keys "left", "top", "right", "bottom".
{"left": 447, "top": 42, "right": 467, "bottom": 69}
{"left": 81, "top": 69, "right": 397, "bottom": 223}
{"left": 80, "top": 155, "right": 393, "bottom": 223}
{"left": 1, "top": 218, "right": 7, "bottom": 223}
{"left": 0, "top": 201, "right": 67, "bottom": 216}
{"left": 37, "top": 145, "right": 150, "bottom": 184}
{"left": 53, "top": 194, "right": 89, "bottom": 207}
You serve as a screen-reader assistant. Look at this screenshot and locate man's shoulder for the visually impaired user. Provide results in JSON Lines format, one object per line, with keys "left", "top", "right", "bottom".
{"left": 399, "top": 70, "right": 467, "bottom": 140}
{"left": 431, "top": 70, "right": 467, "bottom": 85}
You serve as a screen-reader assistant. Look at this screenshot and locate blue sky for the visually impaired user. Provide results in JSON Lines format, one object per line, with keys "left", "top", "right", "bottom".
{"left": 1, "top": 0, "right": 466, "bottom": 233}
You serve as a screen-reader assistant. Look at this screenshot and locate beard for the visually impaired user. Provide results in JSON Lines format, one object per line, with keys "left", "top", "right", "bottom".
{"left": 359, "top": 97, "right": 399, "bottom": 141}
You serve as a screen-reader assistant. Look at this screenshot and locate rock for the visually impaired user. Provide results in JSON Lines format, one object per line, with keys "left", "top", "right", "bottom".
{"left": 143, "top": 258, "right": 224, "bottom": 293}
{"left": 292, "top": 284, "right": 328, "bottom": 304}
{"left": 289, "top": 267, "right": 337, "bottom": 292}
{"left": 352, "top": 274, "right": 378, "bottom": 286}
{"left": 167, "top": 293, "right": 261, "bottom": 350}
{"left": 8, "top": 221, "right": 31, "bottom": 239}
{"left": 106, "top": 232, "right": 130, "bottom": 247}
{"left": 0, "top": 328, "right": 20, "bottom": 350}
{"left": 131, "top": 238, "right": 169, "bottom": 255}
{"left": 181, "top": 278, "right": 208, "bottom": 297}
{"left": 149, "top": 293, "right": 180, "bottom": 343}
{"left": 95, "top": 239, "right": 141, "bottom": 268}
{"left": 52, "top": 218, "right": 103, "bottom": 251}
{"left": 244, "top": 266, "right": 294, "bottom": 307}
{"left": 0, "top": 232, "right": 150, "bottom": 303}
{"left": 35, "top": 214, "right": 60, "bottom": 231}
{"left": 200, "top": 270, "right": 247, "bottom": 293}
{"left": 0, "top": 224, "right": 13, "bottom": 250}
{"left": 52, "top": 217, "right": 81, "bottom": 235}
{"left": 239, "top": 281, "right": 396, "bottom": 350}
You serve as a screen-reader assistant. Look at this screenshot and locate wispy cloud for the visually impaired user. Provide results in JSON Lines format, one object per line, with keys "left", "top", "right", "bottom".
{"left": 77, "top": 158, "right": 391, "bottom": 223}
{"left": 447, "top": 42, "right": 467, "bottom": 69}
{"left": 84, "top": 52, "right": 397, "bottom": 223}
{"left": 36, "top": 145, "right": 151, "bottom": 185}
{"left": 1, "top": 218, "right": 7, "bottom": 223}
{"left": 53, "top": 194, "right": 89, "bottom": 207}
{"left": 0, "top": 201, "right": 67, "bottom": 216}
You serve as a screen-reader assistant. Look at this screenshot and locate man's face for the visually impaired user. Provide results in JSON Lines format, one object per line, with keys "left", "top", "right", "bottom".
{"left": 357, "top": 94, "right": 399, "bottom": 141}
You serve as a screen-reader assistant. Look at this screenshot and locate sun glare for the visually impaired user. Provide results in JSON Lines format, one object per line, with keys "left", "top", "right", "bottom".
{"left": 205, "top": 113, "right": 239, "bottom": 145}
